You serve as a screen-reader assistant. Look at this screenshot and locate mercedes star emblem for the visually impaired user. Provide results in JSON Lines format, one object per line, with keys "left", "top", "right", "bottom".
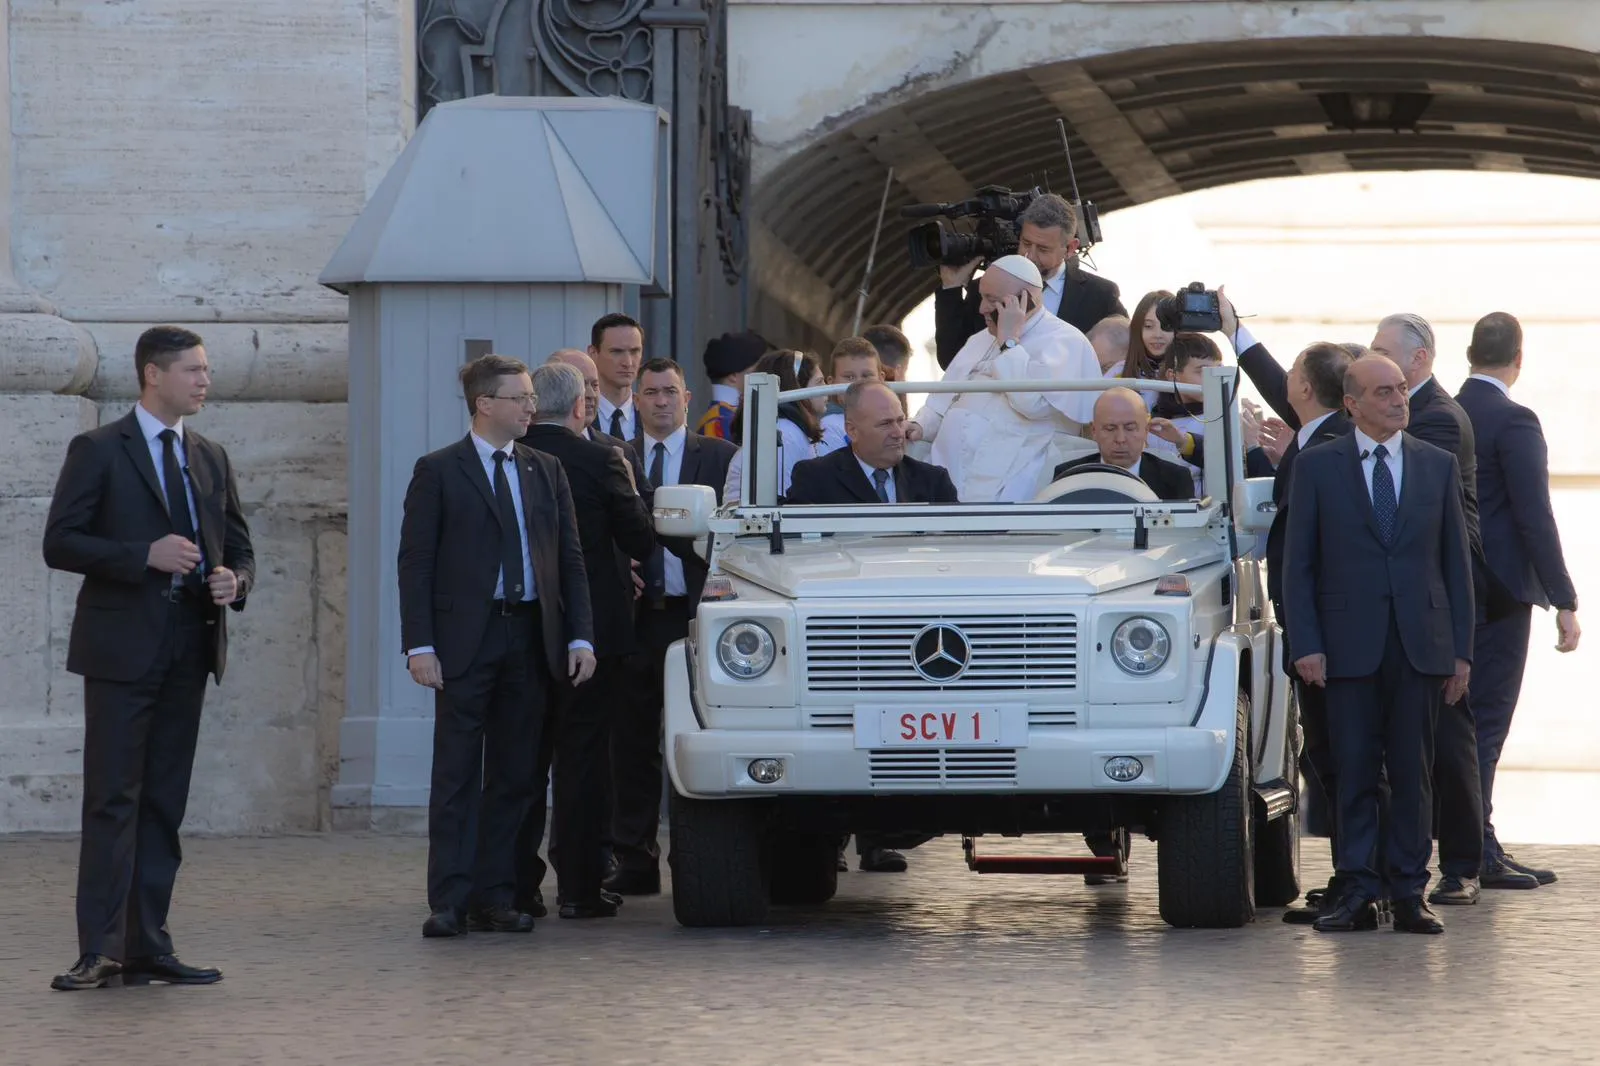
{"left": 911, "top": 623, "right": 972, "bottom": 683}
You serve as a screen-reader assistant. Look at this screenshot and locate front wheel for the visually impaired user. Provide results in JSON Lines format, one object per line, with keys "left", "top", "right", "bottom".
{"left": 768, "top": 833, "right": 840, "bottom": 906}
{"left": 668, "top": 791, "right": 770, "bottom": 928}
{"left": 1156, "top": 691, "right": 1256, "bottom": 928}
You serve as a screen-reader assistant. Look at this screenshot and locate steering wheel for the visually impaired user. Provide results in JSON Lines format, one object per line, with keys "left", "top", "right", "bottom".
{"left": 1034, "top": 462, "right": 1160, "bottom": 504}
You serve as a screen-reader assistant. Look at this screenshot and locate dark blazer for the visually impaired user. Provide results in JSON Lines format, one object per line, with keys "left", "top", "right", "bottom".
{"left": 520, "top": 423, "right": 656, "bottom": 658}
{"left": 398, "top": 435, "right": 592, "bottom": 680}
{"left": 1053, "top": 452, "right": 1193, "bottom": 502}
{"left": 786, "top": 447, "right": 959, "bottom": 505}
{"left": 42, "top": 409, "right": 255, "bottom": 684}
{"left": 1455, "top": 377, "right": 1577, "bottom": 611}
{"left": 636, "top": 429, "right": 737, "bottom": 608}
{"left": 1284, "top": 432, "right": 1474, "bottom": 678}
{"left": 934, "top": 263, "right": 1124, "bottom": 369}
{"left": 1407, "top": 376, "right": 1483, "bottom": 556}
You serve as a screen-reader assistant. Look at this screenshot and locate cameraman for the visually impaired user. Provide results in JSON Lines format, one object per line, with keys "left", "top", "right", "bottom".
{"left": 933, "top": 193, "right": 1124, "bottom": 369}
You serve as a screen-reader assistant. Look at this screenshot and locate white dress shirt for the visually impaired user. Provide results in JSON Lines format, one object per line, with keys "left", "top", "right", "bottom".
{"left": 858, "top": 455, "right": 897, "bottom": 502}
{"left": 597, "top": 394, "right": 638, "bottom": 440}
{"left": 1295, "top": 410, "right": 1336, "bottom": 451}
{"left": 1352, "top": 426, "right": 1404, "bottom": 503}
{"left": 1467, "top": 373, "right": 1512, "bottom": 397}
{"left": 134, "top": 402, "right": 205, "bottom": 575}
{"left": 643, "top": 425, "right": 689, "bottom": 598}
{"left": 1041, "top": 262, "right": 1066, "bottom": 317}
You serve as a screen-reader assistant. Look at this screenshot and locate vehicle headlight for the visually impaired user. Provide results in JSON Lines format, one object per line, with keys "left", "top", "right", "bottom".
{"left": 716, "top": 621, "right": 776, "bottom": 679}
{"left": 1111, "top": 616, "right": 1171, "bottom": 676}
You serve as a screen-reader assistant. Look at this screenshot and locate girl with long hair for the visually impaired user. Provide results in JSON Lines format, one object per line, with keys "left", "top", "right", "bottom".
{"left": 724, "top": 349, "right": 835, "bottom": 503}
{"left": 1124, "top": 290, "right": 1175, "bottom": 380}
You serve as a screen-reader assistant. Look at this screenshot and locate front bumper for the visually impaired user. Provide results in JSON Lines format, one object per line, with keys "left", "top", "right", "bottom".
{"left": 663, "top": 639, "right": 1243, "bottom": 800}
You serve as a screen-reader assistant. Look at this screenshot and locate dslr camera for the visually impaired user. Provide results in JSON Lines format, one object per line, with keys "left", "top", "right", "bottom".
{"left": 900, "top": 185, "right": 1039, "bottom": 271}
{"left": 1155, "top": 283, "right": 1223, "bottom": 333}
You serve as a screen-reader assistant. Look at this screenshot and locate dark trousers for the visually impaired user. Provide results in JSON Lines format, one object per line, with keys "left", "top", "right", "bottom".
{"left": 1325, "top": 615, "right": 1441, "bottom": 902}
{"left": 516, "top": 656, "right": 622, "bottom": 905}
{"left": 1296, "top": 676, "right": 1338, "bottom": 856}
{"left": 1470, "top": 603, "right": 1533, "bottom": 865}
{"left": 76, "top": 598, "right": 213, "bottom": 961}
{"left": 1432, "top": 694, "right": 1484, "bottom": 878}
{"left": 611, "top": 598, "right": 689, "bottom": 872}
{"left": 427, "top": 606, "right": 547, "bottom": 915}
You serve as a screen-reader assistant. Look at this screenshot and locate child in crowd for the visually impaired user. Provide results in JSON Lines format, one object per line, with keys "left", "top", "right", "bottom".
{"left": 820, "top": 336, "right": 884, "bottom": 449}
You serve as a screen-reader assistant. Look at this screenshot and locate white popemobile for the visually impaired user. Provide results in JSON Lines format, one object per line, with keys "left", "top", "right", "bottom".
{"left": 651, "top": 367, "right": 1298, "bottom": 929}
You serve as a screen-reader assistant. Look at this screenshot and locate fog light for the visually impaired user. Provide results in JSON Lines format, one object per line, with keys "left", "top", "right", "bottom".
{"left": 1103, "top": 756, "right": 1144, "bottom": 782}
{"left": 748, "top": 758, "right": 785, "bottom": 784}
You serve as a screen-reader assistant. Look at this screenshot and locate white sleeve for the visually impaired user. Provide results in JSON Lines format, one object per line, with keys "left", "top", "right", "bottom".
{"left": 723, "top": 449, "right": 744, "bottom": 505}
{"left": 992, "top": 326, "right": 1101, "bottom": 425}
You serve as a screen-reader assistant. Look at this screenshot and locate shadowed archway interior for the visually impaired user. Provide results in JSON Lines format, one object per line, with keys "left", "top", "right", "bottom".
{"left": 750, "top": 36, "right": 1600, "bottom": 351}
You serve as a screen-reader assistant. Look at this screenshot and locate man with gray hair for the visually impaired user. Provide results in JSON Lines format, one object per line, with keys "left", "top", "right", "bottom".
{"left": 1370, "top": 313, "right": 1510, "bottom": 900}
{"left": 933, "top": 192, "right": 1124, "bottom": 368}
{"left": 516, "top": 361, "right": 655, "bottom": 919}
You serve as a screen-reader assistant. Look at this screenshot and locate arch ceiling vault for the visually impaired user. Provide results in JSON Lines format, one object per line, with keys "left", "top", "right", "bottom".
{"left": 750, "top": 37, "right": 1600, "bottom": 347}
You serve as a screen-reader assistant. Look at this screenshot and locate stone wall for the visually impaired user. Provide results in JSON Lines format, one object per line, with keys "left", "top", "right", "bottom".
{"left": 0, "top": 0, "right": 412, "bottom": 832}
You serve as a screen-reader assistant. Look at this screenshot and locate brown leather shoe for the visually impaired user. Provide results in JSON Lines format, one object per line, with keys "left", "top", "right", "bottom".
{"left": 50, "top": 954, "right": 123, "bottom": 991}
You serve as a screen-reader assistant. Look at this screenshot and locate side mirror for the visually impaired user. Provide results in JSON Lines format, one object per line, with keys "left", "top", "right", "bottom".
{"left": 1235, "top": 477, "right": 1276, "bottom": 533}
{"left": 654, "top": 483, "right": 716, "bottom": 538}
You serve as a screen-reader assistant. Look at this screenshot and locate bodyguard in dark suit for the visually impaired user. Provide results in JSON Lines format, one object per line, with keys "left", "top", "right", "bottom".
{"left": 933, "top": 194, "right": 1124, "bottom": 369}
{"left": 1370, "top": 313, "right": 1490, "bottom": 902}
{"left": 606, "top": 358, "right": 737, "bottom": 895}
{"left": 516, "top": 362, "right": 655, "bottom": 919}
{"left": 1285, "top": 356, "right": 1474, "bottom": 935}
{"left": 1456, "top": 312, "right": 1580, "bottom": 887}
{"left": 399, "top": 354, "right": 596, "bottom": 938}
{"left": 788, "top": 383, "right": 959, "bottom": 507}
{"left": 1050, "top": 387, "right": 1194, "bottom": 502}
{"left": 42, "top": 326, "right": 255, "bottom": 991}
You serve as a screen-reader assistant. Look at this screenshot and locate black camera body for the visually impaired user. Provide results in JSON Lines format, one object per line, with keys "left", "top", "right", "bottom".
{"left": 1155, "top": 282, "right": 1223, "bottom": 333}
{"left": 901, "top": 185, "right": 1039, "bottom": 270}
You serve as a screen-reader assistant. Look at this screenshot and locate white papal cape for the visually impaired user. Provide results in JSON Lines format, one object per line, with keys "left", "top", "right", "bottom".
{"left": 913, "top": 312, "right": 1101, "bottom": 503}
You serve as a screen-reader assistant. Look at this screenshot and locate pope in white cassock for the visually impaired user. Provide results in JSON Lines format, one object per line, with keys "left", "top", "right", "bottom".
{"left": 908, "top": 255, "right": 1101, "bottom": 502}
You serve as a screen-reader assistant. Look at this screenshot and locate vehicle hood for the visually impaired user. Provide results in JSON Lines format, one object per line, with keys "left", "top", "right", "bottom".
{"left": 716, "top": 532, "right": 1225, "bottom": 599}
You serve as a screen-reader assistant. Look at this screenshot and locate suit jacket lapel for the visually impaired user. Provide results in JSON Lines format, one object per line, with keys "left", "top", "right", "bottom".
{"left": 1342, "top": 434, "right": 1385, "bottom": 542}
{"left": 678, "top": 432, "right": 701, "bottom": 488}
{"left": 119, "top": 412, "right": 168, "bottom": 514}
{"left": 184, "top": 436, "right": 221, "bottom": 562}
{"left": 839, "top": 453, "right": 882, "bottom": 503}
{"left": 455, "top": 437, "right": 498, "bottom": 517}
{"left": 1393, "top": 433, "right": 1423, "bottom": 539}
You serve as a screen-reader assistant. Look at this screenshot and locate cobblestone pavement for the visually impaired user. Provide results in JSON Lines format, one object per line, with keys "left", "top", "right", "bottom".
{"left": 2, "top": 833, "right": 1597, "bottom": 1066}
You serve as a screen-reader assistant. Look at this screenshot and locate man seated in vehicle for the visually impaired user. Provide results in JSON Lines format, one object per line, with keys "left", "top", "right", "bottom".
{"left": 788, "top": 381, "right": 959, "bottom": 505}
{"left": 1051, "top": 386, "right": 1193, "bottom": 502}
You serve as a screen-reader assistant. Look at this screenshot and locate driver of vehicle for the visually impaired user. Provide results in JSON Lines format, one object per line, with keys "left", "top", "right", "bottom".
{"left": 1052, "top": 386, "right": 1193, "bottom": 502}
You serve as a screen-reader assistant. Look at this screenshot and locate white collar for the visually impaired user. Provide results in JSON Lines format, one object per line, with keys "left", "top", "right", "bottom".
{"left": 599, "top": 393, "right": 635, "bottom": 414}
{"left": 643, "top": 424, "right": 688, "bottom": 457}
{"left": 469, "top": 431, "right": 517, "bottom": 460}
{"left": 134, "top": 402, "right": 182, "bottom": 443}
{"left": 1407, "top": 376, "right": 1432, "bottom": 399}
{"left": 857, "top": 453, "right": 894, "bottom": 482}
{"left": 1043, "top": 262, "right": 1066, "bottom": 293}
{"left": 711, "top": 383, "right": 740, "bottom": 404}
{"left": 1352, "top": 426, "right": 1401, "bottom": 457}
{"left": 1296, "top": 410, "right": 1336, "bottom": 447}
{"left": 1468, "top": 373, "right": 1512, "bottom": 397}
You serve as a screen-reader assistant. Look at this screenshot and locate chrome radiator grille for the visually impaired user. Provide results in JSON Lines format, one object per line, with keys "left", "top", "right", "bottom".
{"left": 804, "top": 614, "right": 1079, "bottom": 692}
{"left": 868, "top": 748, "right": 1019, "bottom": 788}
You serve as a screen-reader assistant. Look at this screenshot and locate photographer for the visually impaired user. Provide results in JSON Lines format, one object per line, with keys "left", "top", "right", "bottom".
{"left": 933, "top": 194, "right": 1124, "bottom": 369}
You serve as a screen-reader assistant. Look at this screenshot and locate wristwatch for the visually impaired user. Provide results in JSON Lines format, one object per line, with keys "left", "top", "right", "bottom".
{"left": 1001, "top": 338, "right": 1019, "bottom": 350}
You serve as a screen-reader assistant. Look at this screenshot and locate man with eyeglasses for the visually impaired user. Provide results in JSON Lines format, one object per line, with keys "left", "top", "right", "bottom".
{"left": 398, "top": 354, "right": 596, "bottom": 939}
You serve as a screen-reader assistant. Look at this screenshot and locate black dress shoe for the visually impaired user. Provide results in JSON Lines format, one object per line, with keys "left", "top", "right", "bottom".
{"left": 1499, "top": 852, "right": 1557, "bottom": 885}
{"left": 1281, "top": 903, "right": 1323, "bottom": 925}
{"left": 603, "top": 867, "right": 661, "bottom": 895}
{"left": 50, "top": 954, "right": 123, "bottom": 991}
{"left": 422, "top": 910, "right": 465, "bottom": 938}
{"left": 123, "top": 954, "right": 223, "bottom": 985}
{"left": 1313, "top": 896, "right": 1380, "bottom": 933}
{"left": 1427, "top": 874, "right": 1481, "bottom": 906}
{"left": 858, "top": 847, "right": 908, "bottom": 873}
{"left": 1392, "top": 896, "right": 1445, "bottom": 934}
{"left": 1481, "top": 858, "right": 1541, "bottom": 890}
{"left": 514, "top": 889, "right": 549, "bottom": 919}
{"left": 467, "top": 904, "right": 535, "bottom": 932}
{"left": 559, "top": 897, "right": 620, "bottom": 920}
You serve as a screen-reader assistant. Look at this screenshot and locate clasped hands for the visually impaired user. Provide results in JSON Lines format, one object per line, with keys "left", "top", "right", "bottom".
{"left": 148, "top": 533, "right": 238, "bottom": 605}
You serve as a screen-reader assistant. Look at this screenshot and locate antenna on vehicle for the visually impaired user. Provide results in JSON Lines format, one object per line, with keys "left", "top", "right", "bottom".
{"left": 1056, "top": 118, "right": 1102, "bottom": 253}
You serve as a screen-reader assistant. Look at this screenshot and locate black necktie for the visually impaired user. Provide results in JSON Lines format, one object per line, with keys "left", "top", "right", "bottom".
{"left": 1371, "top": 443, "right": 1398, "bottom": 544}
{"left": 610, "top": 407, "right": 625, "bottom": 441}
{"left": 644, "top": 442, "right": 667, "bottom": 602}
{"left": 649, "top": 442, "right": 666, "bottom": 490}
{"left": 872, "top": 468, "right": 891, "bottom": 503}
{"left": 159, "top": 429, "right": 202, "bottom": 590}
{"left": 492, "top": 450, "right": 527, "bottom": 601}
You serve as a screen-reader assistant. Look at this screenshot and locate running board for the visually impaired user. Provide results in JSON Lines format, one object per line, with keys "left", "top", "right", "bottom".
{"left": 1252, "top": 779, "right": 1296, "bottom": 822}
{"left": 961, "top": 837, "right": 1124, "bottom": 876}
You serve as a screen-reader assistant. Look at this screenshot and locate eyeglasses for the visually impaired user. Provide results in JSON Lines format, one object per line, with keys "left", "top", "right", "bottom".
{"left": 493, "top": 393, "right": 538, "bottom": 406}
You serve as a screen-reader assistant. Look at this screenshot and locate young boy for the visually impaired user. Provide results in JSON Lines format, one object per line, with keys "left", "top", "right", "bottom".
{"left": 820, "top": 336, "right": 884, "bottom": 449}
{"left": 1146, "top": 332, "right": 1223, "bottom": 494}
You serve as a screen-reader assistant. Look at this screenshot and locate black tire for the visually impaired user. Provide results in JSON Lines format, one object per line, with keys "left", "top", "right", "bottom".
{"left": 1156, "top": 690, "right": 1256, "bottom": 928}
{"left": 768, "top": 833, "right": 839, "bottom": 906}
{"left": 1255, "top": 689, "right": 1303, "bottom": 907}
{"left": 668, "top": 791, "right": 770, "bottom": 928}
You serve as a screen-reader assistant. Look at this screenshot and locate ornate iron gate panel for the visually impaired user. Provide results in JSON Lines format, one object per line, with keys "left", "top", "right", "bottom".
{"left": 417, "top": 0, "right": 752, "bottom": 388}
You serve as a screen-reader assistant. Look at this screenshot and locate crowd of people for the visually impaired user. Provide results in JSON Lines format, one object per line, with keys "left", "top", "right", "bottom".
{"left": 36, "top": 194, "right": 1585, "bottom": 989}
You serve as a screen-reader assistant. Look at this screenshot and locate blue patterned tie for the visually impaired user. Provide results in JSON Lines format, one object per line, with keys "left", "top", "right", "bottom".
{"left": 1371, "top": 443, "right": 1397, "bottom": 544}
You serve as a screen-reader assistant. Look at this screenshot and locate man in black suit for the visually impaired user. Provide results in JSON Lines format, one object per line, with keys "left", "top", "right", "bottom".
{"left": 1052, "top": 387, "right": 1194, "bottom": 502}
{"left": 42, "top": 326, "right": 255, "bottom": 991}
{"left": 589, "top": 313, "right": 645, "bottom": 441}
{"left": 788, "top": 381, "right": 959, "bottom": 507}
{"left": 1370, "top": 313, "right": 1497, "bottom": 901}
{"left": 515, "top": 362, "right": 655, "bottom": 919}
{"left": 399, "top": 354, "right": 596, "bottom": 938}
{"left": 1285, "top": 356, "right": 1474, "bottom": 935}
{"left": 933, "top": 194, "right": 1124, "bottom": 369}
{"left": 1456, "top": 312, "right": 1581, "bottom": 887}
{"left": 607, "top": 358, "right": 737, "bottom": 895}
